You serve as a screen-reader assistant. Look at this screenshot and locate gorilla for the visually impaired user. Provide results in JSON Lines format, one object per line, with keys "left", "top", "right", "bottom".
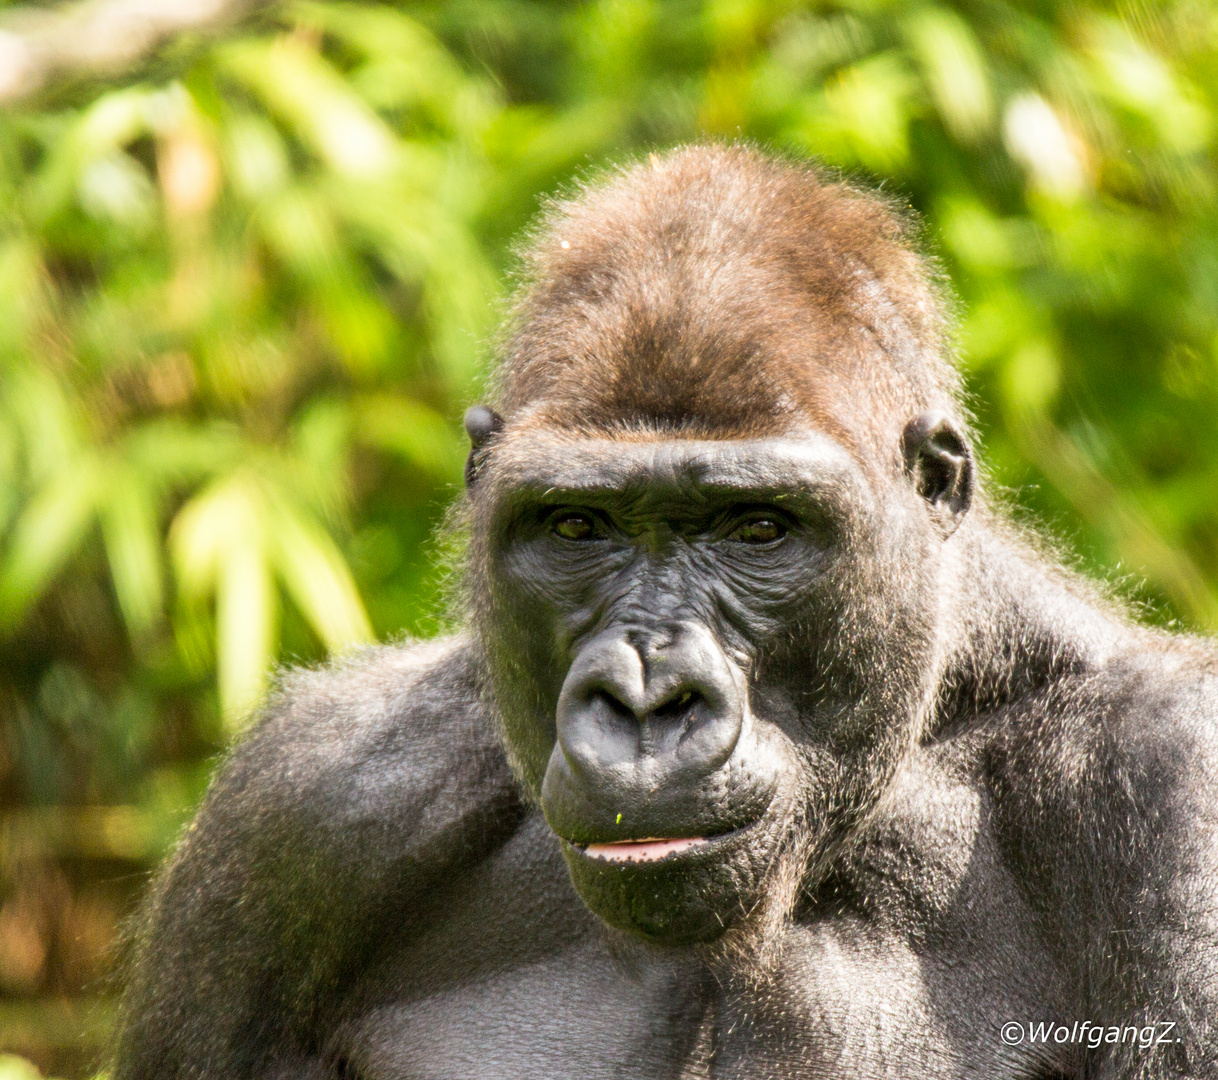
{"left": 116, "top": 145, "right": 1218, "bottom": 1080}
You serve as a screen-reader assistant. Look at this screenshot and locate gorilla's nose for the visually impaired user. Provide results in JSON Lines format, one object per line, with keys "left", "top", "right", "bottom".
{"left": 554, "top": 624, "right": 745, "bottom": 785}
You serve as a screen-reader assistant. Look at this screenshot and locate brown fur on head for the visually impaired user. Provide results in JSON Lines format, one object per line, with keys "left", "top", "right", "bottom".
{"left": 491, "top": 143, "right": 961, "bottom": 474}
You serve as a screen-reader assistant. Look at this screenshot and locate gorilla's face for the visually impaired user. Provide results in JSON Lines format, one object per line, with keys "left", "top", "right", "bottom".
{"left": 473, "top": 431, "right": 945, "bottom": 945}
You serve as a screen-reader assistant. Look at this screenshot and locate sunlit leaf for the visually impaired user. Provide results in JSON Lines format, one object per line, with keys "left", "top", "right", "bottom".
{"left": 0, "top": 457, "right": 101, "bottom": 627}
{"left": 123, "top": 419, "right": 243, "bottom": 486}
{"left": 171, "top": 474, "right": 277, "bottom": 725}
{"left": 222, "top": 110, "right": 291, "bottom": 201}
{"left": 318, "top": 287, "right": 396, "bottom": 375}
{"left": 355, "top": 394, "right": 465, "bottom": 479}
{"left": 99, "top": 465, "right": 163, "bottom": 638}
{"left": 292, "top": 397, "right": 353, "bottom": 480}
{"left": 170, "top": 474, "right": 258, "bottom": 601}
{"left": 1089, "top": 19, "right": 1211, "bottom": 155}
{"left": 1003, "top": 93, "right": 1089, "bottom": 198}
{"left": 1002, "top": 338, "right": 1061, "bottom": 415}
{"left": 273, "top": 500, "right": 372, "bottom": 652}
{"left": 216, "top": 531, "right": 277, "bottom": 728}
{"left": 904, "top": 7, "right": 992, "bottom": 140}
{"left": 257, "top": 184, "right": 344, "bottom": 280}
{"left": 27, "top": 85, "right": 159, "bottom": 224}
{"left": 0, "top": 235, "right": 47, "bottom": 355}
{"left": 0, "top": 1053, "right": 44, "bottom": 1080}
{"left": 797, "top": 53, "right": 918, "bottom": 170}
{"left": 78, "top": 151, "right": 156, "bottom": 227}
{"left": 5, "top": 364, "right": 81, "bottom": 483}
{"left": 294, "top": 1, "right": 492, "bottom": 132}
{"left": 220, "top": 36, "right": 398, "bottom": 179}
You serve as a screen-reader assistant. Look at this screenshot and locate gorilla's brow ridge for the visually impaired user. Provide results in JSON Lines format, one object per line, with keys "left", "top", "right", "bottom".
{"left": 489, "top": 435, "right": 866, "bottom": 509}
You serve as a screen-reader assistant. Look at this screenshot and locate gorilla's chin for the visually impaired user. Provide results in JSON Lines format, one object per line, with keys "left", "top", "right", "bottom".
{"left": 558, "top": 819, "right": 783, "bottom": 945}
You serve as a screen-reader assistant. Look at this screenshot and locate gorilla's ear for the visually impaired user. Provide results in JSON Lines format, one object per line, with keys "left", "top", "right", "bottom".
{"left": 464, "top": 405, "right": 504, "bottom": 488}
{"left": 901, "top": 412, "right": 973, "bottom": 536}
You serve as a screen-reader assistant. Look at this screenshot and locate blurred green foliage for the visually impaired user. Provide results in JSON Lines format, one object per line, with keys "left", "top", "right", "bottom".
{"left": 0, "top": 1053, "right": 59, "bottom": 1080}
{"left": 1, "top": 0, "right": 1216, "bottom": 1073}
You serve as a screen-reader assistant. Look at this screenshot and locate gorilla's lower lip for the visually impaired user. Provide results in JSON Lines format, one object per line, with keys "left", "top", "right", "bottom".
{"left": 580, "top": 837, "right": 708, "bottom": 862}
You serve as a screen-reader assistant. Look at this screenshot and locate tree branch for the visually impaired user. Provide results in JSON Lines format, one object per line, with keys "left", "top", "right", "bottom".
{"left": 0, "top": 0, "right": 271, "bottom": 105}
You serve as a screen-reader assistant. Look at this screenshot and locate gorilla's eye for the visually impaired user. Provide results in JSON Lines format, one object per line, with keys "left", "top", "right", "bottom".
{"left": 729, "top": 516, "right": 786, "bottom": 544}
{"left": 552, "top": 511, "right": 598, "bottom": 541}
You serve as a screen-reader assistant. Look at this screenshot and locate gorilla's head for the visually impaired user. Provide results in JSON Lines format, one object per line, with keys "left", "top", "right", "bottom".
{"left": 465, "top": 146, "right": 974, "bottom": 947}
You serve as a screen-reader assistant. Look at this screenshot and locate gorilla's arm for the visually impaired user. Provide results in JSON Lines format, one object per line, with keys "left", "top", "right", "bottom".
{"left": 993, "top": 652, "right": 1218, "bottom": 1077}
{"left": 114, "top": 638, "right": 525, "bottom": 1080}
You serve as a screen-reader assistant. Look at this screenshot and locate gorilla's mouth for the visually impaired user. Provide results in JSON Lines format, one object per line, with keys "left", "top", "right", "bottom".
{"left": 566, "top": 822, "right": 758, "bottom": 865}
{"left": 558, "top": 819, "right": 778, "bottom": 943}
{"left": 580, "top": 837, "right": 709, "bottom": 862}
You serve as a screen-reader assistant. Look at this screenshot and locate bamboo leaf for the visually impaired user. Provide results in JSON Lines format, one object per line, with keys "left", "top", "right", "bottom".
{"left": 123, "top": 420, "right": 244, "bottom": 487}
{"left": 354, "top": 394, "right": 465, "bottom": 480}
{"left": 216, "top": 533, "right": 277, "bottom": 729}
{"left": 169, "top": 474, "right": 258, "bottom": 601}
{"left": 172, "top": 473, "right": 278, "bottom": 726}
{"left": 219, "top": 37, "right": 398, "bottom": 179}
{"left": 6, "top": 366, "right": 82, "bottom": 484}
{"left": 905, "top": 7, "right": 992, "bottom": 140}
{"left": 99, "top": 467, "right": 164, "bottom": 638}
{"left": 0, "top": 235, "right": 48, "bottom": 355}
{"left": 0, "top": 458, "right": 101, "bottom": 628}
{"left": 272, "top": 500, "right": 372, "bottom": 652}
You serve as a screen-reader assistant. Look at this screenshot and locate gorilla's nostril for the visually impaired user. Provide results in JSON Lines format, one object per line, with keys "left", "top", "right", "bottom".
{"left": 591, "top": 689, "right": 636, "bottom": 721}
{"left": 650, "top": 689, "right": 700, "bottom": 722}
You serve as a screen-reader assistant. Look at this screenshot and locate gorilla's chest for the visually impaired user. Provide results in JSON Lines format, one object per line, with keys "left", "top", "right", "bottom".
{"left": 342, "top": 768, "right": 1068, "bottom": 1080}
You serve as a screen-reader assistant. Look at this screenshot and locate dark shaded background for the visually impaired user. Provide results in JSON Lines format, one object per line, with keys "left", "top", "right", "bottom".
{"left": 1, "top": 0, "right": 1216, "bottom": 1074}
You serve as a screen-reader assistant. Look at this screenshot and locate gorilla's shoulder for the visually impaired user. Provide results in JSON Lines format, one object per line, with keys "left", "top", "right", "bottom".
{"left": 1097, "top": 634, "right": 1218, "bottom": 749}
{"left": 186, "top": 635, "right": 524, "bottom": 883}
{"left": 118, "top": 638, "right": 526, "bottom": 1077}
{"left": 236, "top": 635, "right": 499, "bottom": 778}
{"left": 990, "top": 632, "right": 1218, "bottom": 870}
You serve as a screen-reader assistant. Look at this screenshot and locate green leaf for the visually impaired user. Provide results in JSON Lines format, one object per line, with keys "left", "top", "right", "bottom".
{"left": 904, "top": 7, "right": 992, "bottom": 140}
{"left": 170, "top": 476, "right": 252, "bottom": 601}
{"left": 216, "top": 532, "right": 277, "bottom": 729}
{"left": 172, "top": 474, "right": 277, "bottom": 725}
{"left": 796, "top": 52, "right": 919, "bottom": 170}
{"left": 355, "top": 394, "right": 465, "bottom": 479}
{"left": 5, "top": 365, "right": 81, "bottom": 484}
{"left": 219, "top": 37, "right": 398, "bottom": 179}
{"left": 0, "top": 457, "right": 101, "bottom": 628}
{"left": 272, "top": 500, "right": 372, "bottom": 652}
{"left": 100, "top": 466, "right": 164, "bottom": 638}
{"left": 0, "top": 236, "right": 48, "bottom": 356}
{"left": 0, "top": 1054, "right": 45, "bottom": 1080}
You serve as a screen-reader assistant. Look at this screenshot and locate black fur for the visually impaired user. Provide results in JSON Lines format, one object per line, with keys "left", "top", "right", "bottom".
{"left": 115, "top": 146, "right": 1218, "bottom": 1080}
